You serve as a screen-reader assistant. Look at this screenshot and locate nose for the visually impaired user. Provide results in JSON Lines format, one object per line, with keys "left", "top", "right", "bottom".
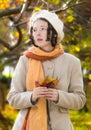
{"left": 36, "top": 30, "right": 41, "bottom": 36}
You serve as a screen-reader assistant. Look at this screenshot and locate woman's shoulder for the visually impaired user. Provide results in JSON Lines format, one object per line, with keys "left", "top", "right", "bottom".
{"left": 20, "top": 54, "right": 29, "bottom": 61}
{"left": 59, "top": 52, "right": 81, "bottom": 69}
{"left": 62, "top": 52, "right": 80, "bottom": 62}
{"left": 17, "top": 55, "right": 29, "bottom": 70}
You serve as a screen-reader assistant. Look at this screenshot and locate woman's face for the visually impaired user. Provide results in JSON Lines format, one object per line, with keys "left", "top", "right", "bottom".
{"left": 32, "top": 19, "right": 53, "bottom": 51}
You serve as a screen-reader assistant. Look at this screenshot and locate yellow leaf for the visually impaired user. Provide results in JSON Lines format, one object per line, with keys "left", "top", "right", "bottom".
{"left": 75, "top": 47, "right": 80, "bottom": 52}
{"left": 67, "top": 15, "right": 74, "bottom": 22}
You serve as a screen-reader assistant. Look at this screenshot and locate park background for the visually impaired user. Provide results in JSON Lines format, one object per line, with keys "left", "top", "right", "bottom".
{"left": 0, "top": 0, "right": 91, "bottom": 130}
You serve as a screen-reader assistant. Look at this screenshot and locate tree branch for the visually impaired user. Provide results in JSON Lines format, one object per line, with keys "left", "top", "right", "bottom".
{"left": 53, "top": 1, "right": 85, "bottom": 13}
{"left": 0, "top": 26, "right": 22, "bottom": 50}
{"left": 0, "top": 5, "right": 35, "bottom": 18}
{"left": 0, "top": 5, "right": 22, "bottom": 17}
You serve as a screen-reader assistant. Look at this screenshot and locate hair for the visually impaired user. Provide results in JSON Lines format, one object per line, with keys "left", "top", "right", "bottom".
{"left": 29, "top": 18, "right": 58, "bottom": 47}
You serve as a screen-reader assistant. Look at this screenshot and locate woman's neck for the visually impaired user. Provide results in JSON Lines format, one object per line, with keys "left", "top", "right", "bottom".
{"left": 39, "top": 46, "right": 54, "bottom": 52}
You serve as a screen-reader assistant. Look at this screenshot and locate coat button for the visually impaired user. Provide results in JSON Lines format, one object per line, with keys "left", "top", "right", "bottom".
{"left": 48, "top": 65, "right": 53, "bottom": 69}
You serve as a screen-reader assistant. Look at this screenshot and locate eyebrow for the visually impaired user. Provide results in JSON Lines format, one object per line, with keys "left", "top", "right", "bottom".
{"left": 33, "top": 25, "right": 48, "bottom": 28}
{"left": 40, "top": 25, "right": 48, "bottom": 27}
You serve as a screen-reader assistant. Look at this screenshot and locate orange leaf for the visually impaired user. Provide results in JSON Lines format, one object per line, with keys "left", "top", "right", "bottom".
{"left": 35, "top": 76, "right": 59, "bottom": 88}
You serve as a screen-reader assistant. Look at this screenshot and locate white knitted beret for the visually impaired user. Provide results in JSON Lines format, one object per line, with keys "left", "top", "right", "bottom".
{"left": 30, "top": 10, "right": 64, "bottom": 42}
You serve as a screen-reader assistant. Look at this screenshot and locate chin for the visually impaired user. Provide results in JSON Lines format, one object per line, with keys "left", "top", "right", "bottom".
{"left": 36, "top": 43, "right": 44, "bottom": 47}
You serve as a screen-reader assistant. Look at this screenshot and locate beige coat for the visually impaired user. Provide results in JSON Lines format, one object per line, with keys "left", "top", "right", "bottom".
{"left": 7, "top": 52, "right": 86, "bottom": 130}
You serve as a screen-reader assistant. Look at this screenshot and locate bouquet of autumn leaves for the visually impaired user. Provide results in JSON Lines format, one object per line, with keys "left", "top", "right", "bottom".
{"left": 35, "top": 76, "right": 59, "bottom": 88}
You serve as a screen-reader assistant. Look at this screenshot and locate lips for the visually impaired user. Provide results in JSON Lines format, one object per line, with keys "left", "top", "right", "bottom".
{"left": 37, "top": 38, "right": 43, "bottom": 41}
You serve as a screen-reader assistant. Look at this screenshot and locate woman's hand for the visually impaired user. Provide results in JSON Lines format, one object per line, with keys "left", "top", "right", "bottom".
{"left": 45, "top": 88, "right": 59, "bottom": 102}
{"left": 31, "top": 87, "right": 48, "bottom": 102}
{"left": 32, "top": 87, "right": 59, "bottom": 103}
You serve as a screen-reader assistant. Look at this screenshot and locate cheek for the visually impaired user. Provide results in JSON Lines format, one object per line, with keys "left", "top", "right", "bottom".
{"left": 32, "top": 33, "right": 36, "bottom": 40}
{"left": 43, "top": 32, "right": 47, "bottom": 40}
{"left": 32, "top": 32, "right": 35, "bottom": 37}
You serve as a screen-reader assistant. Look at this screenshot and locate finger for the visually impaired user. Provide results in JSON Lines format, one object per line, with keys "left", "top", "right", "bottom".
{"left": 33, "top": 87, "right": 48, "bottom": 98}
{"left": 45, "top": 89, "right": 58, "bottom": 101}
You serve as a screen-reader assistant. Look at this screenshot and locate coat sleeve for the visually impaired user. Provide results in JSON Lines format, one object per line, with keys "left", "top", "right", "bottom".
{"left": 7, "top": 55, "right": 35, "bottom": 109}
{"left": 55, "top": 59, "right": 86, "bottom": 110}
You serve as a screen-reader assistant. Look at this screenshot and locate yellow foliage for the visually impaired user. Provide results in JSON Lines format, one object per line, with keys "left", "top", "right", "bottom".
{"left": 67, "top": 15, "right": 74, "bottom": 22}
{"left": 70, "top": 25, "right": 75, "bottom": 30}
{"left": 0, "top": 0, "right": 10, "bottom": 10}
{"left": 34, "top": 7, "right": 42, "bottom": 11}
{"left": 15, "top": 32, "right": 19, "bottom": 38}
{"left": 78, "top": 24, "right": 82, "bottom": 31}
{"left": 48, "top": 0, "right": 60, "bottom": 5}
{"left": 32, "top": 7, "right": 42, "bottom": 16}
{"left": 67, "top": 9, "right": 73, "bottom": 15}
{"left": 1, "top": 104, "right": 18, "bottom": 120}
{"left": 16, "top": 0, "right": 24, "bottom": 2}
{"left": 75, "top": 47, "right": 80, "bottom": 52}
{"left": 21, "top": 28, "right": 25, "bottom": 34}
{"left": 0, "top": 0, "right": 24, "bottom": 10}
{"left": 89, "top": 74, "right": 91, "bottom": 80}
{"left": 74, "top": 30, "right": 79, "bottom": 35}
{"left": 12, "top": 31, "right": 19, "bottom": 38}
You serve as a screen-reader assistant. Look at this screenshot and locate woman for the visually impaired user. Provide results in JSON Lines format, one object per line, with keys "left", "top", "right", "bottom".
{"left": 7, "top": 10, "right": 86, "bottom": 130}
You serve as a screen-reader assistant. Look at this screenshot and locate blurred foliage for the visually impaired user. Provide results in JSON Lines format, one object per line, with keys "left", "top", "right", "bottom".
{"left": 0, "top": 0, "right": 10, "bottom": 10}
{"left": 0, "top": 105, "right": 18, "bottom": 130}
{"left": 0, "top": 0, "right": 24, "bottom": 10}
{"left": 0, "top": 73, "right": 11, "bottom": 84}
{"left": 71, "top": 111, "right": 91, "bottom": 130}
{"left": 48, "top": 0, "right": 60, "bottom": 5}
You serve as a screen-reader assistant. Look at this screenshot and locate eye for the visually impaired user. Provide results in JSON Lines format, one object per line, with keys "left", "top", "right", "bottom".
{"left": 41, "top": 27, "right": 45, "bottom": 30}
{"left": 41, "top": 27, "right": 47, "bottom": 31}
{"left": 33, "top": 29, "right": 37, "bottom": 32}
